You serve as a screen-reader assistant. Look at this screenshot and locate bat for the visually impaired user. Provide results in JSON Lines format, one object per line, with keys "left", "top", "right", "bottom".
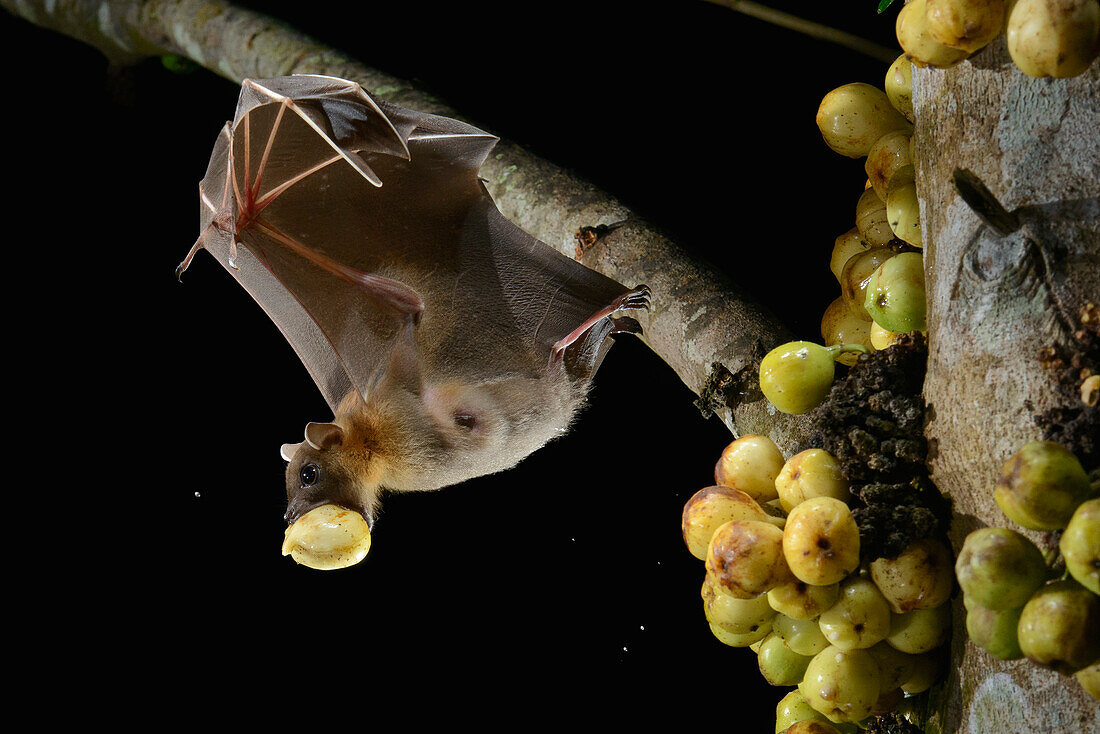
{"left": 177, "top": 74, "right": 649, "bottom": 568}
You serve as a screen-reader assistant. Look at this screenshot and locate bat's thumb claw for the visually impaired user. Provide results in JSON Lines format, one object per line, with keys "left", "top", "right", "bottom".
{"left": 176, "top": 238, "right": 205, "bottom": 282}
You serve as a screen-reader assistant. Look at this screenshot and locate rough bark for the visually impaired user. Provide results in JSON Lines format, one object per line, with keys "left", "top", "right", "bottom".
{"left": 915, "top": 36, "right": 1100, "bottom": 734}
{"left": 0, "top": 0, "right": 808, "bottom": 451}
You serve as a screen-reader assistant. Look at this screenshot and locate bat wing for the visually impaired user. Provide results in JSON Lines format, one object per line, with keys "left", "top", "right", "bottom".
{"left": 181, "top": 75, "right": 642, "bottom": 414}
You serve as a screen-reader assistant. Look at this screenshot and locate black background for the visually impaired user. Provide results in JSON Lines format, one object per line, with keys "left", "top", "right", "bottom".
{"left": 3, "top": 0, "right": 901, "bottom": 721}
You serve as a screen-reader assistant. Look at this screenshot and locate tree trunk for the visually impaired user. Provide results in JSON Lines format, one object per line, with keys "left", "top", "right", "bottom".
{"left": 915, "top": 35, "right": 1099, "bottom": 734}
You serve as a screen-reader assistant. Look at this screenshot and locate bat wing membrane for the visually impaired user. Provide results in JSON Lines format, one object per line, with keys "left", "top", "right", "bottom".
{"left": 184, "top": 75, "right": 640, "bottom": 415}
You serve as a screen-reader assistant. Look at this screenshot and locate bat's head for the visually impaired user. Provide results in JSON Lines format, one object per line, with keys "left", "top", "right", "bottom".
{"left": 281, "top": 421, "right": 377, "bottom": 526}
{"left": 278, "top": 421, "right": 383, "bottom": 570}
{"left": 276, "top": 387, "right": 446, "bottom": 570}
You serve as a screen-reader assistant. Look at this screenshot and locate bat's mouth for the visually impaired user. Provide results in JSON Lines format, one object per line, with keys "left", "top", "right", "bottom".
{"left": 284, "top": 498, "right": 374, "bottom": 529}
{"left": 281, "top": 503, "right": 373, "bottom": 571}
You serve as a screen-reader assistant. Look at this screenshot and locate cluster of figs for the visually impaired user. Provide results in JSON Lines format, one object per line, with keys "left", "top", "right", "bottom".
{"left": 682, "top": 435, "right": 951, "bottom": 732}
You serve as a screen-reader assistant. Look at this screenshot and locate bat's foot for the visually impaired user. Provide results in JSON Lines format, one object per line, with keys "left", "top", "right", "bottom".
{"left": 616, "top": 284, "right": 651, "bottom": 313}
{"left": 551, "top": 284, "right": 651, "bottom": 359}
{"left": 550, "top": 285, "right": 652, "bottom": 379}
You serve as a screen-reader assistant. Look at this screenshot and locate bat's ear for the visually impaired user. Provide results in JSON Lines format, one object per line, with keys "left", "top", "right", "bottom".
{"left": 304, "top": 422, "right": 345, "bottom": 452}
{"left": 280, "top": 442, "right": 302, "bottom": 462}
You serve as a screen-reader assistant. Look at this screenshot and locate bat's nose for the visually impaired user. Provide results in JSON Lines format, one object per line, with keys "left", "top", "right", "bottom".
{"left": 284, "top": 496, "right": 320, "bottom": 525}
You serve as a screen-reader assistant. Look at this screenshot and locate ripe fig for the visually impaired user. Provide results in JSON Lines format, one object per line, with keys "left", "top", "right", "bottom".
{"left": 706, "top": 519, "right": 794, "bottom": 598}
{"left": 708, "top": 620, "right": 772, "bottom": 648}
{"left": 818, "top": 576, "right": 893, "bottom": 650}
{"left": 884, "top": 54, "right": 914, "bottom": 122}
{"left": 830, "top": 228, "right": 872, "bottom": 284}
{"left": 815, "top": 83, "right": 912, "bottom": 158}
{"left": 783, "top": 497, "right": 862, "bottom": 586}
{"left": 769, "top": 580, "right": 841, "bottom": 620}
{"left": 682, "top": 485, "right": 778, "bottom": 560}
{"left": 821, "top": 298, "right": 873, "bottom": 366}
{"left": 897, "top": 0, "right": 973, "bottom": 67}
{"left": 799, "top": 646, "right": 881, "bottom": 723}
{"left": 702, "top": 572, "right": 777, "bottom": 634}
{"left": 776, "top": 449, "right": 852, "bottom": 513}
{"left": 926, "top": 0, "right": 1005, "bottom": 52}
{"left": 870, "top": 537, "right": 954, "bottom": 613}
{"left": 714, "top": 434, "right": 785, "bottom": 502}
{"left": 1006, "top": 0, "right": 1100, "bottom": 78}
{"left": 855, "top": 189, "right": 895, "bottom": 248}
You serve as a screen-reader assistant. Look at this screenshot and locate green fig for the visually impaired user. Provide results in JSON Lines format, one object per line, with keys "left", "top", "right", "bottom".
{"left": 886, "top": 602, "right": 951, "bottom": 654}
{"left": 965, "top": 599, "right": 1023, "bottom": 660}
{"left": 1017, "top": 579, "right": 1100, "bottom": 674}
{"left": 775, "top": 689, "right": 833, "bottom": 733}
{"left": 994, "top": 440, "right": 1091, "bottom": 530}
{"left": 864, "top": 251, "right": 926, "bottom": 333}
{"left": 955, "top": 527, "right": 1048, "bottom": 610}
{"left": 757, "top": 632, "right": 814, "bottom": 686}
{"left": 1077, "top": 660, "right": 1100, "bottom": 700}
{"left": 1060, "top": 498, "right": 1099, "bottom": 594}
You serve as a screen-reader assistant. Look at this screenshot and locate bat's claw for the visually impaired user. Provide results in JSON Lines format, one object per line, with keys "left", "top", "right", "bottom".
{"left": 617, "top": 284, "right": 651, "bottom": 313}
{"left": 176, "top": 237, "right": 205, "bottom": 282}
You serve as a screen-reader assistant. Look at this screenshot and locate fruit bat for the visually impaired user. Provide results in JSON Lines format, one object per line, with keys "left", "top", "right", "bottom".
{"left": 177, "top": 75, "right": 649, "bottom": 565}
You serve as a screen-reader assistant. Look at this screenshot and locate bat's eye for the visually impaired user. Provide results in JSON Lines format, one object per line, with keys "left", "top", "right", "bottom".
{"left": 454, "top": 411, "right": 476, "bottom": 430}
{"left": 299, "top": 463, "right": 320, "bottom": 487}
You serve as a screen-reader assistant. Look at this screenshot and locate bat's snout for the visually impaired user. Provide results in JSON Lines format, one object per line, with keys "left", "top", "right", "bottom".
{"left": 281, "top": 504, "right": 372, "bottom": 571}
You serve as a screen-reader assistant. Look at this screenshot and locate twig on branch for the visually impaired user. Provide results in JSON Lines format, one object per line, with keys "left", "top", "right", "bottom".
{"left": 1, "top": 0, "right": 814, "bottom": 451}
{"left": 699, "top": 0, "right": 899, "bottom": 63}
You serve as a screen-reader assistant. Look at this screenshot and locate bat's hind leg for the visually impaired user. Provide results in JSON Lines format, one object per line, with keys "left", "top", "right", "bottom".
{"left": 551, "top": 285, "right": 650, "bottom": 380}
